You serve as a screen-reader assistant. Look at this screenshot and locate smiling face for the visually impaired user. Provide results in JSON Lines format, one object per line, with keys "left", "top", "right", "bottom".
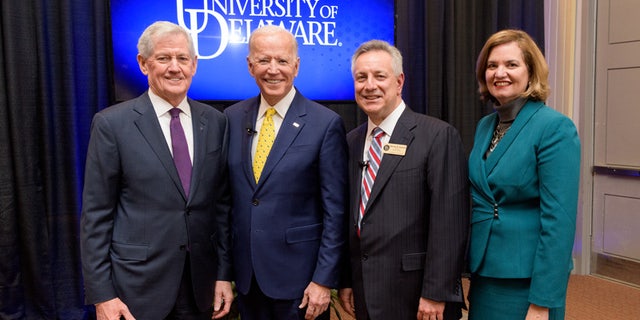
{"left": 137, "top": 32, "right": 197, "bottom": 106}
{"left": 352, "top": 50, "right": 404, "bottom": 124}
{"left": 484, "top": 41, "right": 530, "bottom": 106}
{"left": 247, "top": 30, "right": 300, "bottom": 106}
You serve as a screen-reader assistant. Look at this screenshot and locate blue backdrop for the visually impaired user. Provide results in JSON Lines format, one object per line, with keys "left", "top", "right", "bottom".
{"left": 111, "top": 0, "right": 395, "bottom": 101}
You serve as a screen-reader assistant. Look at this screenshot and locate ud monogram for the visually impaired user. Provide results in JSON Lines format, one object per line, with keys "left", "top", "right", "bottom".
{"left": 176, "top": 0, "right": 230, "bottom": 59}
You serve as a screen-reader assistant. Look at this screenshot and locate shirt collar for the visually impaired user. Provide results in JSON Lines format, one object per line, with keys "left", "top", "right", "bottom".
{"left": 367, "top": 100, "right": 406, "bottom": 136}
{"left": 258, "top": 87, "right": 296, "bottom": 119}
{"left": 149, "top": 90, "right": 191, "bottom": 118}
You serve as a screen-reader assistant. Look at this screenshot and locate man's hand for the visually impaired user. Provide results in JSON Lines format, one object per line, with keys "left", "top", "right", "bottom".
{"left": 416, "top": 297, "right": 445, "bottom": 320}
{"left": 298, "top": 281, "right": 331, "bottom": 320}
{"left": 95, "top": 297, "right": 135, "bottom": 320}
{"left": 337, "top": 288, "right": 355, "bottom": 317}
{"left": 212, "top": 280, "right": 234, "bottom": 319}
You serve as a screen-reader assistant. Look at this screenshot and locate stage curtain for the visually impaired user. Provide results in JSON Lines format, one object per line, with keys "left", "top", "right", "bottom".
{"left": 0, "top": 0, "right": 110, "bottom": 318}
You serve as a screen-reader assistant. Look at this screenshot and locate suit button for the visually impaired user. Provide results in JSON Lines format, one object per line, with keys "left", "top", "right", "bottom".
{"left": 361, "top": 254, "right": 368, "bottom": 261}
{"left": 252, "top": 199, "right": 259, "bottom": 206}
{"left": 494, "top": 213, "right": 499, "bottom": 218}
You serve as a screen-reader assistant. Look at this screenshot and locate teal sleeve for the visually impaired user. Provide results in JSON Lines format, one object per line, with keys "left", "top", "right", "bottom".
{"left": 528, "top": 115, "right": 581, "bottom": 308}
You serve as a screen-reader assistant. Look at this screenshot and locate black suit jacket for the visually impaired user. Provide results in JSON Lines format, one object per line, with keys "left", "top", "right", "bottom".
{"left": 80, "top": 92, "right": 232, "bottom": 319}
{"left": 344, "top": 107, "right": 469, "bottom": 320}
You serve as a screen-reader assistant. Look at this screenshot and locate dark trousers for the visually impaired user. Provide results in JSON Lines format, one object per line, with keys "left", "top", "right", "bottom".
{"left": 164, "top": 256, "right": 213, "bottom": 320}
{"left": 237, "top": 276, "right": 330, "bottom": 320}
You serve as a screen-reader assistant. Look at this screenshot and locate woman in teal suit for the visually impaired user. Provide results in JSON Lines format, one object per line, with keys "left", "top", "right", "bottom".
{"left": 467, "top": 29, "right": 580, "bottom": 320}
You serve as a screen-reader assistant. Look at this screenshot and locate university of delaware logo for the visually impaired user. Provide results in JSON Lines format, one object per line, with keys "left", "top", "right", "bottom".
{"left": 176, "top": 0, "right": 341, "bottom": 60}
{"left": 177, "top": 0, "right": 229, "bottom": 59}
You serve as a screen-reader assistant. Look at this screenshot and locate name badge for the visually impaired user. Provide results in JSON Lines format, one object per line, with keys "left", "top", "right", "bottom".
{"left": 383, "top": 143, "right": 407, "bottom": 156}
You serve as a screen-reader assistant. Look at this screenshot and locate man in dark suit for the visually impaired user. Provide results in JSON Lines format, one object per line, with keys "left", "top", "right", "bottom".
{"left": 338, "top": 40, "right": 469, "bottom": 320}
{"left": 224, "top": 25, "right": 348, "bottom": 320}
{"left": 80, "top": 21, "right": 233, "bottom": 320}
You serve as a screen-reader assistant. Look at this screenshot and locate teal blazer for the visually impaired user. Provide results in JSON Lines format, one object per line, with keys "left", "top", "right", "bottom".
{"left": 468, "top": 100, "right": 580, "bottom": 308}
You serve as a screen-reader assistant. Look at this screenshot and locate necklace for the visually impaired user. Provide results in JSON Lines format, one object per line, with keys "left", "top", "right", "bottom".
{"left": 488, "top": 120, "right": 514, "bottom": 152}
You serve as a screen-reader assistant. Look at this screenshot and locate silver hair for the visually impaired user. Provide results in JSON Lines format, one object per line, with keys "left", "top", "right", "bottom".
{"left": 137, "top": 21, "right": 195, "bottom": 58}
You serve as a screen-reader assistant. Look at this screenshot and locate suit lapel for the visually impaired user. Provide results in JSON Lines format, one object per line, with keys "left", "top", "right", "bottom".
{"left": 241, "top": 97, "right": 260, "bottom": 186}
{"left": 365, "top": 108, "right": 416, "bottom": 214}
{"left": 188, "top": 99, "right": 208, "bottom": 201}
{"left": 485, "top": 100, "right": 543, "bottom": 174}
{"left": 468, "top": 113, "right": 497, "bottom": 199}
{"left": 256, "top": 92, "right": 306, "bottom": 188}
{"left": 133, "top": 93, "right": 186, "bottom": 199}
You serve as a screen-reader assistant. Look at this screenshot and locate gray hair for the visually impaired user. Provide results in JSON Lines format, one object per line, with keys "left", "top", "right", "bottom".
{"left": 137, "top": 21, "right": 195, "bottom": 58}
{"left": 351, "top": 40, "right": 403, "bottom": 77}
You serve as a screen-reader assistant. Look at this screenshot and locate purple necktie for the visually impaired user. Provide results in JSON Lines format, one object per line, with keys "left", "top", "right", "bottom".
{"left": 169, "top": 108, "right": 192, "bottom": 197}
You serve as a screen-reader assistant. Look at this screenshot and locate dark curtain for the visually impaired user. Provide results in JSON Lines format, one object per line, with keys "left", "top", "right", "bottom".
{"left": 0, "top": 0, "right": 110, "bottom": 319}
{"left": 0, "top": 0, "right": 542, "bottom": 318}
{"left": 396, "top": 0, "right": 544, "bottom": 153}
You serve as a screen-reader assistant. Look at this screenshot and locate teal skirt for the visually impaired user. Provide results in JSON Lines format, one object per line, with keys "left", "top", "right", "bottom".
{"left": 468, "top": 276, "right": 565, "bottom": 320}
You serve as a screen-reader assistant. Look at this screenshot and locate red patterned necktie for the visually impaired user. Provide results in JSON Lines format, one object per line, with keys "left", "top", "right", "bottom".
{"left": 169, "top": 108, "right": 192, "bottom": 197}
{"left": 358, "top": 127, "right": 384, "bottom": 235}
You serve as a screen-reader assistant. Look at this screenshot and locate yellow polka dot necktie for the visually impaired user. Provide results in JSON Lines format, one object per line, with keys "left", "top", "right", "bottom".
{"left": 253, "top": 107, "right": 277, "bottom": 182}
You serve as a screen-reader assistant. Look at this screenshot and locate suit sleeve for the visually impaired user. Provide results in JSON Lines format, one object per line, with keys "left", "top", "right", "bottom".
{"left": 529, "top": 116, "right": 580, "bottom": 308}
{"left": 422, "top": 124, "right": 470, "bottom": 302}
{"left": 215, "top": 116, "right": 233, "bottom": 281}
{"left": 312, "top": 115, "right": 349, "bottom": 288}
{"left": 80, "top": 113, "right": 120, "bottom": 304}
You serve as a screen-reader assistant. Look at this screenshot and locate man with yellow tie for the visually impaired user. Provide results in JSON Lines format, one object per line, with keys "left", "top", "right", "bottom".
{"left": 223, "top": 25, "right": 348, "bottom": 320}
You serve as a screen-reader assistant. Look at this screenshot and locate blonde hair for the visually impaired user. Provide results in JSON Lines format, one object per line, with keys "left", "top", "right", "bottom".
{"left": 476, "top": 29, "right": 549, "bottom": 103}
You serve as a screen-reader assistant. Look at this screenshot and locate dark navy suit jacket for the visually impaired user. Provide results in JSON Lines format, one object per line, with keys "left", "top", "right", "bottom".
{"left": 80, "top": 92, "right": 232, "bottom": 319}
{"left": 224, "top": 90, "right": 348, "bottom": 299}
